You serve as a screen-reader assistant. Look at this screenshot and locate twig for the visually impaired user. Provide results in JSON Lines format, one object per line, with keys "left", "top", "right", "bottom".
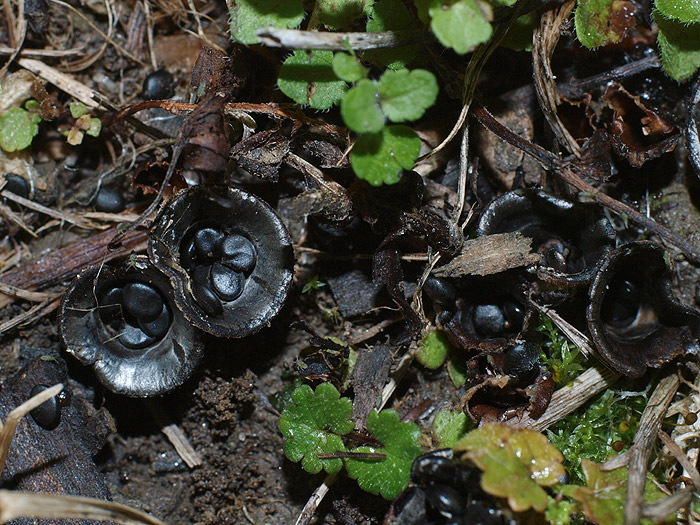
{"left": 294, "top": 473, "right": 337, "bottom": 525}
{"left": 0, "top": 491, "right": 165, "bottom": 525}
{"left": 658, "top": 430, "right": 700, "bottom": 488}
{"left": 0, "top": 297, "right": 60, "bottom": 334}
{"left": 528, "top": 300, "right": 597, "bottom": 359}
{"left": 641, "top": 486, "right": 693, "bottom": 523}
{"left": 625, "top": 372, "right": 680, "bottom": 525}
{"left": 0, "top": 45, "right": 85, "bottom": 57}
{"left": 256, "top": 28, "right": 424, "bottom": 50}
{"left": 472, "top": 104, "right": 700, "bottom": 264}
{"left": 511, "top": 365, "right": 620, "bottom": 431}
{"left": 146, "top": 400, "right": 203, "bottom": 468}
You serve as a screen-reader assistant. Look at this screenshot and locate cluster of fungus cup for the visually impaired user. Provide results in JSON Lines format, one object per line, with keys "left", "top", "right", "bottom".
{"left": 59, "top": 186, "right": 294, "bottom": 396}
{"left": 477, "top": 189, "right": 616, "bottom": 287}
{"left": 59, "top": 256, "right": 204, "bottom": 397}
{"left": 148, "top": 186, "right": 294, "bottom": 338}
{"left": 587, "top": 241, "right": 700, "bottom": 378}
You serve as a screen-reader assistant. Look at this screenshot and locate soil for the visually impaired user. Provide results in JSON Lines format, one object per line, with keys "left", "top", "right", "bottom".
{"left": 3, "top": 1, "right": 700, "bottom": 524}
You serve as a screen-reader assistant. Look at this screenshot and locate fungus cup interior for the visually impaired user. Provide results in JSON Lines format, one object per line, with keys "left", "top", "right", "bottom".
{"left": 587, "top": 241, "right": 700, "bottom": 377}
{"left": 477, "top": 190, "right": 615, "bottom": 285}
{"left": 149, "top": 186, "right": 294, "bottom": 338}
{"left": 59, "top": 256, "right": 204, "bottom": 397}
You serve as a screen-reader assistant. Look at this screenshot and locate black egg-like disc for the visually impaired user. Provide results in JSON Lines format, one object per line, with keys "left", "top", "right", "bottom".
{"left": 119, "top": 324, "right": 157, "bottom": 349}
{"left": 138, "top": 303, "right": 172, "bottom": 338}
{"left": 122, "top": 282, "right": 164, "bottom": 321}
{"left": 473, "top": 304, "right": 505, "bottom": 337}
{"left": 221, "top": 234, "right": 256, "bottom": 273}
{"left": 29, "top": 384, "right": 61, "bottom": 430}
{"left": 210, "top": 263, "right": 244, "bottom": 301}
{"left": 192, "top": 281, "right": 223, "bottom": 316}
{"left": 194, "top": 227, "right": 224, "bottom": 260}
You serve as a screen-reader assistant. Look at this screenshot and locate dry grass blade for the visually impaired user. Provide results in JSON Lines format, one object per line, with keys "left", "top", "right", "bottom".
{"left": 658, "top": 430, "right": 700, "bottom": 488}
{"left": 0, "top": 190, "right": 99, "bottom": 229}
{"left": 0, "top": 297, "right": 61, "bottom": 335}
{"left": 0, "top": 383, "right": 63, "bottom": 474}
{"left": 256, "top": 28, "right": 423, "bottom": 50}
{"left": 0, "top": 491, "right": 166, "bottom": 525}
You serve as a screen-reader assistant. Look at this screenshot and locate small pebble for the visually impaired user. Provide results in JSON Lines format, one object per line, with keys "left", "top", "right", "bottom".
{"left": 472, "top": 304, "right": 505, "bottom": 337}
{"left": 94, "top": 186, "right": 125, "bottom": 213}
{"left": 138, "top": 303, "right": 172, "bottom": 338}
{"left": 122, "top": 282, "right": 164, "bottom": 321}
{"left": 142, "top": 69, "right": 174, "bottom": 100}
{"left": 210, "top": 263, "right": 245, "bottom": 301}
{"left": 3, "top": 173, "right": 30, "bottom": 198}
{"left": 194, "top": 227, "right": 224, "bottom": 261}
{"left": 119, "top": 323, "right": 157, "bottom": 349}
{"left": 221, "top": 234, "right": 256, "bottom": 273}
{"left": 29, "top": 384, "right": 61, "bottom": 430}
{"left": 180, "top": 238, "right": 197, "bottom": 269}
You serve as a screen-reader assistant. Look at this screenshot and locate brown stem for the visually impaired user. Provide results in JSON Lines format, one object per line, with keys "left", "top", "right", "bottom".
{"left": 472, "top": 104, "right": 700, "bottom": 265}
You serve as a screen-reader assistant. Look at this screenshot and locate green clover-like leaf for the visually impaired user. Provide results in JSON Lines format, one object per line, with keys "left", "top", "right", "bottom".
{"left": 345, "top": 409, "right": 424, "bottom": 500}
{"left": 575, "top": 0, "right": 638, "bottom": 49}
{"left": 655, "top": 11, "right": 700, "bottom": 82}
{"left": 656, "top": 0, "right": 700, "bottom": 23}
{"left": 0, "top": 107, "right": 41, "bottom": 152}
{"left": 318, "top": 0, "right": 373, "bottom": 30}
{"left": 431, "top": 410, "right": 472, "bottom": 448}
{"left": 350, "top": 124, "right": 421, "bottom": 186}
{"left": 420, "top": 0, "right": 493, "bottom": 55}
{"left": 279, "top": 382, "right": 354, "bottom": 474}
{"left": 377, "top": 69, "right": 438, "bottom": 122}
{"left": 332, "top": 52, "right": 368, "bottom": 82}
{"left": 86, "top": 117, "right": 102, "bottom": 138}
{"left": 570, "top": 459, "right": 670, "bottom": 525}
{"left": 278, "top": 50, "right": 347, "bottom": 110}
{"left": 454, "top": 423, "right": 566, "bottom": 512}
{"left": 341, "top": 79, "right": 384, "bottom": 133}
{"left": 69, "top": 101, "right": 88, "bottom": 119}
{"left": 365, "top": 0, "right": 416, "bottom": 69}
{"left": 416, "top": 330, "right": 451, "bottom": 369}
{"left": 229, "top": 0, "right": 305, "bottom": 44}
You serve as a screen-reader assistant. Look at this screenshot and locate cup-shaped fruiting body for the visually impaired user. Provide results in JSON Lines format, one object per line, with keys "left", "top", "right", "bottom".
{"left": 149, "top": 186, "right": 294, "bottom": 338}
{"left": 59, "top": 256, "right": 204, "bottom": 396}
{"left": 477, "top": 189, "right": 615, "bottom": 286}
{"left": 687, "top": 76, "right": 700, "bottom": 177}
{"left": 587, "top": 241, "right": 700, "bottom": 377}
{"left": 426, "top": 275, "right": 530, "bottom": 352}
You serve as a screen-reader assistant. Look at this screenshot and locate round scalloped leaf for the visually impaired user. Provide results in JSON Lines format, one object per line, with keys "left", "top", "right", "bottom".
{"left": 341, "top": 79, "right": 384, "bottom": 133}
{"left": 278, "top": 50, "right": 347, "bottom": 109}
{"left": 318, "top": 0, "right": 373, "bottom": 30}
{"left": 279, "top": 383, "right": 354, "bottom": 474}
{"left": 0, "top": 107, "right": 41, "bottom": 152}
{"left": 428, "top": 0, "right": 493, "bottom": 55}
{"left": 378, "top": 69, "right": 438, "bottom": 122}
{"left": 229, "top": 0, "right": 305, "bottom": 44}
{"left": 655, "top": 11, "right": 700, "bottom": 82}
{"left": 656, "top": 0, "right": 700, "bottom": 22}
{"left": 350, "top": 125, "right": 421, "bottom": 186}
{"left": 574, "top": 0, "right": 638, "bottom": 49}
{"left": 454, "top": 423, "right": 566, "bottom": 513}
{"left": 416, "top": 330, "right": 450, "bottom": 369}
{"left": 345, "top": 409, "right": 424, "bottom": 500}
{"left": 332, "top": 52, "right": 368, "bottom": 82}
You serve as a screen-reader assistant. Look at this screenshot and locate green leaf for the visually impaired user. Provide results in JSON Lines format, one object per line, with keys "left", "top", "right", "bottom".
{"left": 0, "top": 107, "right": 41, "bottom": 152}
{"left": 351, "top": 125, "right": 421, "bottom": 185}
{"left": 366, "top": 0, "right": 416, "bottom": 69}
{"left": 571, "top": 460, "right": 670, "bottom": 525}
{"left": 86, "top": 117, "right": 102, "bottom": 138}
{"left": 317, "top": 0, "right": 373, "bottom": 30}
{"left": 279, "top": 383, "right": 354, "bottom": 474}
{"left": 332, "top": 52, "right": 368, "bottom": 82}
{"left": 69, "top": 101, "right": 88, "bottom": 119}
{"left": 428, "top": 0, "right": 493, "bottom": 54}
{"left": 345, "top": 409, "right": 424, "bottom": 499}
{"left": 454, "top": 423, "right": 566, "bottom": 513}
{"left": 656, "top": 0, "right": 700, "bottom": 22}
{"left": 574, "top": 0, "right": 638, "bottom": 49}
{"left": 229, "top": 0, "right": 305, "bottom": 44}
{"left": 341, "top": 79, "right": 384, "bottom": 133}
{"left": 278, "top": 50, "right": 347, "bottom": 109}
{"left": 416, "top": 329, "right": 451, "bottom": 369}
{"left": 500, "top": 13, "right": 535, "bottom": 52}
{"left": 432, "top": 410, "right": 472, "bottom": 448}
{"left": 377, "top": 69, "right": 438, "bottom": 122}
{"left": 656, "top": 11, "right": 700, "bottom": 81}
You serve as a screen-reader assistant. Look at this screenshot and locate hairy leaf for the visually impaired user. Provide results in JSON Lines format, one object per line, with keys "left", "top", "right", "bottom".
{"left": 575, "top": 0, "right": 638, "bottom": 49}
{"left": 345, "top": 409, "right": 424, "bottom": 499}
{"left": 229, "top": 0, "right": 305, "bottom": 44}
{"left": 416, "top": 330, "right": 451, "bottom": 369}
{"left": 0, "top": 107, "right": 41, "bottom": 152}
{"left": 432, "top": 410, "right": 472, "bottom": 448}
{"left": 656, "top": 0, "right": 700, "bottom": 22}
{"left": 656, "top": 11, "right": 700, "bottom": 82}
{"left": 279, "top": 383, "right": 354, "bottom": 474}
{"left": 278, "top": 50, "right": 347, "bottom": 109}
{"left": 318, "top": 0, "right": 373, "bottom": 30}
{"left": 366, "top": 0, "right": 416, "bottom": 69}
